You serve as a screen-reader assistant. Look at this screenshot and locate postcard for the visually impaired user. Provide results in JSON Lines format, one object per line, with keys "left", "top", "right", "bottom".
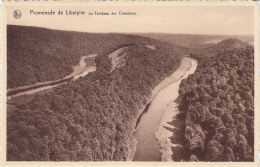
{"left": 0, "top": 1, "right": 259, "bottom": 167}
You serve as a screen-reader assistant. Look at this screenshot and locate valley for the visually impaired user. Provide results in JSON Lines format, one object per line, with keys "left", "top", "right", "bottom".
{"left": 6, "top": 25, "right": 254, "bottom": 162}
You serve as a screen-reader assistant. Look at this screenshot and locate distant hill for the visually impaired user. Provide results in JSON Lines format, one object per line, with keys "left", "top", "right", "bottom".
{"left": 207, "top": 38, "right": 252, "bottom": 52}
{"left": 133, "top": 33, "right": 253, "bottom": 48}
{"left": 190, "top": 38, "right": 253, "bottom": 59}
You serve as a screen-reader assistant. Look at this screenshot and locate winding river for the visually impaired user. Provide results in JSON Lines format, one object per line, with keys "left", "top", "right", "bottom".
{"left": 133, "top": 57, "right": 197, "bottom": 161}
{"left": 7, "top": 46, "right": 129, "bottom": 99}
{"left": 7, "top": 54, "right": 97, "bottom": 99}
{"left": 8, "top": 51, "right": 198, "bottom": 162}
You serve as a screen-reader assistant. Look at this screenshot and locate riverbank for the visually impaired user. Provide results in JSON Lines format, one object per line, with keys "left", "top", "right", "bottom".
{"left": 155, "top": 101, "right": 184, "bottom": 161}
{"left": 132, "top": 57, "right": 196, "bottom": 161}
{"left": 155, "top": 58, "right": 197, "bottom": 161}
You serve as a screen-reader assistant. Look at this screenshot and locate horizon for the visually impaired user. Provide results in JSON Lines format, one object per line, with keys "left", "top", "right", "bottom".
{"left": 7, "top": 24, "right": 254, "bottom": 37}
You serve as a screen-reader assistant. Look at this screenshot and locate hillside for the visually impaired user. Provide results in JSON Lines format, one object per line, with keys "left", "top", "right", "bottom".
{"left": 178, "top": 39, "right": 254, "bottom": 161}
{"left": 7, "top": 25, "right": 188, "bottom": 89}
{"left": 7, "top": 27, "right": 187, "bottom": 161}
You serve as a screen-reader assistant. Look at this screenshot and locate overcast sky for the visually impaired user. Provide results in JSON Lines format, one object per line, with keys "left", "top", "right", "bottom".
{"left": 7, "top": 6, "right": 254, "bottom": 35}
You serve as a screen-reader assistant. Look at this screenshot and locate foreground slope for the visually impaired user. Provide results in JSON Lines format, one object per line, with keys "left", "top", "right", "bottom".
{"left": 178, "top": 38, "right": 254, "bottom": 161}
{"left": 7, "top": 28, "right": 186, "bottom": 161}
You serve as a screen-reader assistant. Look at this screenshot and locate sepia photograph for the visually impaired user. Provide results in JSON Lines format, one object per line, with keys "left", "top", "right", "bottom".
{"left": 1, "top": 2, "right": 259, "bottom": 165}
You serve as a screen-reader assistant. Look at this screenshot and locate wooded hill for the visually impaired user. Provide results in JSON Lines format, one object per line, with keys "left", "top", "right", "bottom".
{"left": 7, "top": 25, "right": 188, "bottom": 89}
{"left": 7, "top": 26, "right": 186, "bottom": 161}
{"left": 178, "top": 38, "right": 254, "bottom": 161}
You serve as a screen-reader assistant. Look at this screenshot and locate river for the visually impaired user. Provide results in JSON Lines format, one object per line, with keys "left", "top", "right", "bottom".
{"left": 7, "top": 54, "right": 97, "bottom": 99}
{"left": 133, "top": 57, "right": 197, "bottom": 161}
{"left": 8, "top": 45, "right": 130, "bottom": 99}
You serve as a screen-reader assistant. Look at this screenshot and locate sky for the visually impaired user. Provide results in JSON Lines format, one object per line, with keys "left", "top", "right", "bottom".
{"left": 7, "top": 6, "right": 254, "bottom": 35}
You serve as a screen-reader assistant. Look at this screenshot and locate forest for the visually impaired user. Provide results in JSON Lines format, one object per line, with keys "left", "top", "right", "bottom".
{"left": 8, "top": 25, "right": 188, "bottom": 89}
{"left": 7, "top": 26, "right": 185, "bottom": 161}
{"left": 178, "top": 39, "right": 254, "bottom": 161}
{"left": 7, "top": 25, "right": 254, "bottom": 162}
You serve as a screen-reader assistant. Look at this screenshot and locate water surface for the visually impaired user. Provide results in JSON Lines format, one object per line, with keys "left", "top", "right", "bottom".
{"left": 134, "top": 58, "right": 197, "bottom": 161}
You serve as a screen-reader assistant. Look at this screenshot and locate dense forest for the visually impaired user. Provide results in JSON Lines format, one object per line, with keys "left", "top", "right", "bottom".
{"left": 7, "top": 27, "right": 185, "bottom": 161}
{"left": 7, "top": 26, "right": 254, "bottom": 162}
{"left": 8, "top": 25, "right": 187, "bottom": 89}
{"left": 178, "top": 39, "right": 254, "bottom": 161}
